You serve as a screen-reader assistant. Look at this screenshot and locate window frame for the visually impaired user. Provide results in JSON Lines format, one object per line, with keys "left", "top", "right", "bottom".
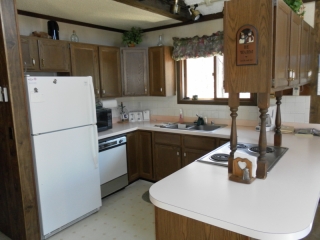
{"left": 176, "top": 57, "right": 257, "bottom": 106}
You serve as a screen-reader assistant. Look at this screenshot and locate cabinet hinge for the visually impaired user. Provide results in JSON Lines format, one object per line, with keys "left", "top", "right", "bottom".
{"left": 273, "top": 0, "right": 277, "bottom": 6}
{"left": 272, "top": 79, "right": 275, "bottom": 88}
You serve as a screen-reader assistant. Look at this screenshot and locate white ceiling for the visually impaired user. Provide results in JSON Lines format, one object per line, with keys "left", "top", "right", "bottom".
{"left": 16, "top": 0, "right": 225, "bottom": 31}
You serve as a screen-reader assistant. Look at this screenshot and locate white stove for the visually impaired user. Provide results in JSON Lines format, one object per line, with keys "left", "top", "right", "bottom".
{"left": 197, "top": 142, "right": 288, "bottom": 173}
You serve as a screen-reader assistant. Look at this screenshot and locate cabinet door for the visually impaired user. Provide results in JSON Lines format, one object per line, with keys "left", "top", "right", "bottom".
{"left": 126, "top": 131, "right": 139, "bottom": 183}
{"left": 38, "top": 39, "right": 70, "bottom": 72}
{"left": 182, "top": 148, "right": 208, "bottom": 167}
{"left": 138, "top": 131, "right": 153, "bottom": 180}
{"left": 121, "top": 48, "right": 148, "bottom": 96}
{"left": 99, "top": 46, "right": 122, "bottom": 98}
{"left": 299, "top": 21, "right": 309, "bottom": 85}
{"left": 154, "top": 144, "right": 181, "bottom": 181}
{"left": 308, "top": 27, "right": 315, "bottom": 83}
{"left": 149, "top": 46, "right": 175, "bottom": 97}
{"left": 20, "top": 36, "right": 39, "bottom": 71}
{"left": 289, "top": 12, "right": 301, "bottom": 86}
{"left": 273, "top": 0, "right": 291, "bottom": 88}
{"left": 70, "top": 43, "right": 100, "bottom": 98}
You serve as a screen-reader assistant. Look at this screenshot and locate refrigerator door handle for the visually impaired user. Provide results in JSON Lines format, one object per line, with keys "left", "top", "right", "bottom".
{"left": 88, "top": 79, "right": 97, "bottom": 124}
{"left": 91, "top": 125, "right": 99, "bottom": 169}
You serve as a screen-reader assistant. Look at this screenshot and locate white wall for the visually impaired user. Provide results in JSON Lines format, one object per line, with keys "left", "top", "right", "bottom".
{"left": 18, "top": 15, "right": 122, "bottom": 46}
{"left": 18, "top": 14, "right": 311, "bottom": 125}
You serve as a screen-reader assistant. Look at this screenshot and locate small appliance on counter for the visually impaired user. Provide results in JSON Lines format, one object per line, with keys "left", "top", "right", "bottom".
{"left": 256, "top": 105, "right": 276, "bottom": 132}
{"left": 96, "top": 108, "right": 112, "bottom": 132}
{"left": 129, "top": 111, "right": 143, "bottom": 122}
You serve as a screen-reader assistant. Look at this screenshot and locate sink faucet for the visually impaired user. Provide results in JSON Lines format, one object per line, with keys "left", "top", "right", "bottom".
{"left": 196, "top": 114, "right": 205, "bottom": 126}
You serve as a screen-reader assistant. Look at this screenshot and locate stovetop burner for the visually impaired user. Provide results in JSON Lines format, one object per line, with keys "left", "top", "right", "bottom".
{"left": 229, "top": 144, "right": 247, "bottom": 149}
{"left": 249, "top": 146, "right": 274, "bottom": 153}
{"left": 210, "top": 153, "right": 229, "bottom": 162}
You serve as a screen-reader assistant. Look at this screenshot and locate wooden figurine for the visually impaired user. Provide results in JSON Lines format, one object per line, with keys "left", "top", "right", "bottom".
{"left": 229, "top": 157, "right": 255, "bottom": 184}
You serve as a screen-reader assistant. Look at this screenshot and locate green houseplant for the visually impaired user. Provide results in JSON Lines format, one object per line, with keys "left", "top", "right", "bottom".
{"left": 283, "top": 0, "right": 305, "bottom": 17}
{"left": 122, "top": 27, "right": 143, "bottom": 47}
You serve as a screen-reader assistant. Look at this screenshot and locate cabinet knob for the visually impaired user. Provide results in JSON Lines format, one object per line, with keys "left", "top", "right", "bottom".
{"left": 41, "top": 59, "right": 44, "bottom": 67}
{"left": 160, "top": 88, "right": 162, "bottom": 92}
{"left": 97, "top": 89, "right": 100, "bottom": 94}
{"left": 184, "top": 153, "right": 186, "bottom": 157}
{"left": 177, "top": 152, "right": 179, "bottom": 156}
{"left": 32, "top": 58, "right": 35, "bottom": 66}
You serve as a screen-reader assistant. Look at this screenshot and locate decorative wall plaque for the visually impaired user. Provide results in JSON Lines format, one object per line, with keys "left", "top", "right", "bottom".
{"left": 236, "top": 25, "right": 258, "bottom": 66}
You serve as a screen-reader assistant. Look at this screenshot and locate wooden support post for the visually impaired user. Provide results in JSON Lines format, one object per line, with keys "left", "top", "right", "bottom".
{"left": 256, "top": 93, "right": 269, "bottom": 179}
{"left": 228, "top": 93, "right": 240, "bottom": 174}
{"left": 274, "top": 91, "right": 282, "bottom": 146}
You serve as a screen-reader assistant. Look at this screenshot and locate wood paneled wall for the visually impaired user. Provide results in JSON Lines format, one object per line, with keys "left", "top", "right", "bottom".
{"left": 310, "top": 1, "right": 320, "bottom": 123}
{"left": 0, "top": 0, "right": 40, "bottom": 239}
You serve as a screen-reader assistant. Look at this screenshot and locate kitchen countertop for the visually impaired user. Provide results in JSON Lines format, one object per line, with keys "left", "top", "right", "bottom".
{"left": 149, "top": 126, "right": 320, "bottom": 240}
{"left": 98, "top": 121, "right": 233, "bottom": 140}
{"left": 99, "top": 121, "right": 320, "bottom": 239}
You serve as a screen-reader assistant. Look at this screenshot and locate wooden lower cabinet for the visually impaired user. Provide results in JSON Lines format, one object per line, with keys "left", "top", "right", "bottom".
{"left": 138, "top": 131, "right": 154, "bottom": 180}
{"left": 182, "top": 148, "right": 208, "bottom": 167}
{"left": 154, "top": 144, "right": 181, "bottom": 181}
{"left": 155, "top": 207, "right": 250, "bottom": 240}
{"left": 126, "top": 131, "right": 139, "bottom": 183}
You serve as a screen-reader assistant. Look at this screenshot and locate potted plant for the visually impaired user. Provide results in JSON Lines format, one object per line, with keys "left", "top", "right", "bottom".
{"left": 284, "top": 0, "right": 305, "bottom": 17}
{"left": 122, "top": 27, "right": 143, "bottom": 47}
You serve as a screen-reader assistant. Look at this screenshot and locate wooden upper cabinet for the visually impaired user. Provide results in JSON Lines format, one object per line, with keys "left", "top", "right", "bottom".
{"left": 149, "top": 46, "right": 175, "bottom": 96}
{"left": 70, "top": 43, "right": 100, "bottom": 97}
{"left": 289, "top": 12, "right": 301, "bottom": 86}
{"left": 299, "top": 21, "right": 310, "bottom": 85}
{"left": 121, "top": 48, "right": 148, "bottom": 96}
{"left": 20, "top": 36, "right": 39, "bottom": 71}
{"left": 38, "top": 39, "right": 70, "bottom": 72}
{"left": 273, "top": 0, "right": 291, "bottom": 89}
{"left": 99, "top": 46, "right": 122, "bottom": 98}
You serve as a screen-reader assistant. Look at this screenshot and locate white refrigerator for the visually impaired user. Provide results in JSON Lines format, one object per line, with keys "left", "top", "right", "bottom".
{"left": 25, "top": 76, "right": 102, "bottom": 239}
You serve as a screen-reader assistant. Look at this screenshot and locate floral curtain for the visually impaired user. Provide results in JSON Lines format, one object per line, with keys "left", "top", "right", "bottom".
{"left": 172, "top": 31, "right": 223, "bottom": 61}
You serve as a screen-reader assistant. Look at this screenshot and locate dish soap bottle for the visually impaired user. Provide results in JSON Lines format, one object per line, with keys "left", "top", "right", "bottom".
{"left": 179, "top": 109, "right": 184, "bottom": 123}
{"left": 70, "top": 30, "right": 79, "bottom": 42}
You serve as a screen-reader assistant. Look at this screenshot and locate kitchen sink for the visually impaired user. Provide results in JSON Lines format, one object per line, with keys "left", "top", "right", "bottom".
{"left": 157, "top": 123, "right": 226, "bottom": 132}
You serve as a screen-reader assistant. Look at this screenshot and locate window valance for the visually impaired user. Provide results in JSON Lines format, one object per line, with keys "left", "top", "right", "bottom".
{"left": 172, "top": 31, "right": 223, "bottom": 61}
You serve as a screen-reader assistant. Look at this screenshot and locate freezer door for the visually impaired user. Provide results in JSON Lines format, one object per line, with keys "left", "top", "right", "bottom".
{"left": 32, "top": 125, "right": 101, "bottom": 236}
{"left": 25, "top": 76, "right": 96, "bottom": 134}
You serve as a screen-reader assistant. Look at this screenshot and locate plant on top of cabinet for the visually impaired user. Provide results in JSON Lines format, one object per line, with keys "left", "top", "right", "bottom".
{"left": 283, "top": 0, "right": 305, "bottom": 17}
{"left": 122, "top": 27, "right": 143, "bottom": 47}
{"left": 149, "top": 46, "right": 175, "bottom": 97}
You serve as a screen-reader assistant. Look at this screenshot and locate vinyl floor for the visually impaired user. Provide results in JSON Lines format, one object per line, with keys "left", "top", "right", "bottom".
{"left": 0, "top": 180, "right": 319, "bottom": 240}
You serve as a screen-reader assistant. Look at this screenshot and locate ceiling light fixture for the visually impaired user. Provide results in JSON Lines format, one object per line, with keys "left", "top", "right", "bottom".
{"left": 171, "top": 0, "right": 181, "bottom": 14}
{"left": 188, "top": 4, "right": 201, "bottom": 21}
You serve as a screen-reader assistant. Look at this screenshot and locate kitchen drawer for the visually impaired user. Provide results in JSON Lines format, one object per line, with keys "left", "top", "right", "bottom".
{"left": 182, "top": 135, "right": 216, "bottom": 151}
{"left": 154, "top": 132, "right": 180, "bottom": 146}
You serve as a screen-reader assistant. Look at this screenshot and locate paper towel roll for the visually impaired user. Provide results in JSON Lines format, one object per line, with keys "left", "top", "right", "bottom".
{"left": 234, "top": 151, "right": 257, "bottom": 178}
{"left": 102, "top": 99, "right": 117, "bottom": 108}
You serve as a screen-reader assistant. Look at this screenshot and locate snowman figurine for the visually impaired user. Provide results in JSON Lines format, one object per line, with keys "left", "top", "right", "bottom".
{"left": 239, "top": 32, "right": 246, "bottom": 44}
{"left": 246, "top": 30, "right": 254, "bottom": 43}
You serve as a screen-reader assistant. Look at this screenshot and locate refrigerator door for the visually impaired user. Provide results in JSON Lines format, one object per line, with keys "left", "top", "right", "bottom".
{"left": 32, "top": 125, "right": 101, "bottom": 236}
{"left": 25, "top": 76, "right": 96, "bottom": 135}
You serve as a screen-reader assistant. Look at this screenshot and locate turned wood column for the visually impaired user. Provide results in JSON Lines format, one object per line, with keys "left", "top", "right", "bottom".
{"left": 228, "top": 93, "right": 240, "bottom": 174}
{"left": 256, "top": 93, "right": 269, "bottom": 179}
{"left": 274, "top": 91, "right": 282, "bottom": 146}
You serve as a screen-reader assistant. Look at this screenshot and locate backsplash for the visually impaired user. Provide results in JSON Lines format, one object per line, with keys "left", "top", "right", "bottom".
{"left": 104, "top": 95, "right": 310, "bottom": 125}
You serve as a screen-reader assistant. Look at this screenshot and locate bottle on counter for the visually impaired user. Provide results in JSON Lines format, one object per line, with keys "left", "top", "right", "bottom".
{"left": 70, "top": 30, "right": 79, "bottom": 42}
{"left": 179, "top": 109, "right": 184, "bottom": 123}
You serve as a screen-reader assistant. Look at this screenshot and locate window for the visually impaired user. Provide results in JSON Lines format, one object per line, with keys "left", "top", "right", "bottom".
{"left": 177, "top": 56, "right": 256, "bottom": 105}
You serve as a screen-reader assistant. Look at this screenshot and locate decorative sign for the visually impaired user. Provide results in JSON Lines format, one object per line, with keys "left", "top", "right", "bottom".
{"left": 236, "top": 25, "right": 258, "bottom": 66}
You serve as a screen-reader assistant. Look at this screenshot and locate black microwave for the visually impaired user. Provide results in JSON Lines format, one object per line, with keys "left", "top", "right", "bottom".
{"left": 96, "top": 108, "right": 112, "bottom": 132}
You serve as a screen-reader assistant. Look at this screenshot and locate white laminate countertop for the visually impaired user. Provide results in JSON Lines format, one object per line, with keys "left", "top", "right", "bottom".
{"left": 149, "top": 126, "right": 320, "bottom": 240}
{"left": 98, "top": 121, "right": 320, "bottom": 239}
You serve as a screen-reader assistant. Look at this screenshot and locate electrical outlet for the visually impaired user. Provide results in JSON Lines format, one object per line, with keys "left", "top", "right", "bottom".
{"left": 293, "top": 87, "right": 299, "bottom": 96}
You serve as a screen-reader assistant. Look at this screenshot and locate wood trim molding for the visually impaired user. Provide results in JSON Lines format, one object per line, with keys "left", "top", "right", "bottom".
{"left": 17, "top": 10, "right": 223, "bottom": 34}
{"left": 17, "top": 10, "right": 126, "bottom": 33}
